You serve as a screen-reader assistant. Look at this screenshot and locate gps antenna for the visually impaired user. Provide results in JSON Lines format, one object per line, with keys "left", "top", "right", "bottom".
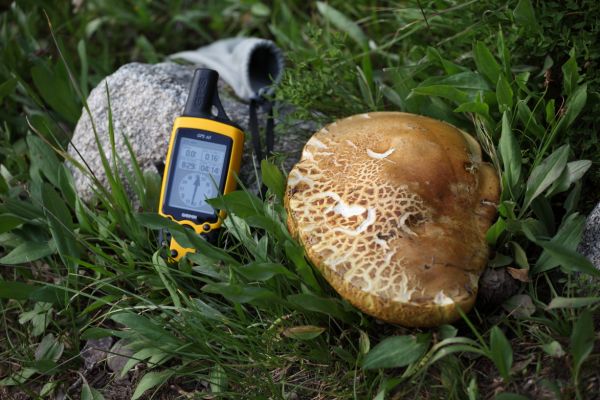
{"left": 183, "top": 68, "right": 229, "bottom": 122}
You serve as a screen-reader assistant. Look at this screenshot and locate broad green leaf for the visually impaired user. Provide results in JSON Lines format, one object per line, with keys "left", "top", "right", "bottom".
{"left": 486, "top": 217, "right": 506, "bottom": 246}
{"left": 546, "top": 160, "right": 591, "bottom": 197}
{"left": 27, "top": 135, "right": 61, "bottom": 187}
{"left": 570, "top": 310, "right": 594, "bottom": 374}
{"left": 203, "top": 283, "right": 278, "bottom": 304}
{"left": 516, "top": 101, "right": 544, "bottom": 137}
{"left": 438, "top": 325, "right": 458, "bottom": 340}
{"left": 474, "top": 42, "right": 501, "bottom": 84}
{"left": 42, "top": 183, "right": 81, "bottom": 271}
{"left": 513, "top": 0, "right": 541, "bottom": 33}
{"left": 283, "top": 325, "right": 326, "bottom": 340}
{"left": 531, "top": 196, "right": 555, "bottom": 234}
{"left": 542, "top": 341, "right": 565, "bottom": 358}
{"left": 534, "top": 213, "right": 585, "bottom": 274}
{"left": 206, "top": 190, "right": 263, "bottom": 218}
{"left": 496, "top": 75, "right": 513, "bottom": 111}
{"left": 362, "top": 334, "right": 430, "bottom": 369}
{"left": 426, "top": 47, "right": 464, "bottom": 75}
{"left": 0, "top": 214, "right": 26, "bottom": 234}
{"left": 556, "top": 84, "right": 587, "bottom": 133}
{"left": 110, "top": 312, "right": 180, "bottom": 347}
{"left": 561, "top": 49, "right": 579, "bottom": 96}
{"left": 31, "top": 62, "right": 80, "bottom": 124}
{"left": 410, "top": 85, "right": 470, "bottom": 105}
{"left": 316, "top": 2, "right": 368, "bottom": 48}
{"left": 284, "top": 240, "right": 321, "bottom": 292}
{"left": 288, "top": 293, "right": 355, "bottom": 323}
{"left": 0, "top": 78, "right": 17, "bottom": 103}
{"left": 0, "top": 240, "right": 55, "bottom": 264}
{"left": 420, "top": 71, "right": 491, "bottom": 91}
{"left": 523, "top": 145, "right": 569, "bottom": 210}
{"left": 536, "top": 240, "right": 599, "bottom": 277}
{"left": 210, "top": 364, "right": 228, "bottom": 393}
{"left": 499, "top": 112, "right": 522, "bottom": 198}
{"left": 34, "top": 334, "right": 64, "bottom": 362}
{"left": 237, "top": 262, "right": 296, "bottom": 281}
{"left": 132, "top": 370, "right": 174, "bottom": 400}
{"left": 547, "top": 296, "right": 600, "bottom": 310}
{"left": 135, "top": 212, "right": 239, "bottom": 265}
{"left": 489, "top": 326, "right": 513, "bottom": 380}
{"left": 454, "top": 101, "right": 489, "bottom": 117}
{"left": 81, "top": 382, "right": 105, "bottom": 400}
{"left": 261, "top": 159, "right": 285, "bottom": 201}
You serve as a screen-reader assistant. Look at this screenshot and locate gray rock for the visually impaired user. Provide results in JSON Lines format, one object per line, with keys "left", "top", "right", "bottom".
{"left": 106, "top": 338, "right": 135, "bottom": 375}
{"left": 81, "top": 336, "right": 113, "bottom": 369}
{"left": 578, "top": 202, "right": 600, "bottom": 269}
{"left": 68, "top": 62, "right": 315, "bottom": 203}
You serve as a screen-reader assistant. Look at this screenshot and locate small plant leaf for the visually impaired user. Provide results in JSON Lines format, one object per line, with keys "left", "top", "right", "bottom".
{"left": 534, "top": 212, "right": 585, "bottom": 274}
{"left": 209, "top": 364, "right": 228, "bottom": 393}
{"left": 499, "top": 112, "right": 522, "bottom": 198}
{"left": 523, "top": 145, "right": 569, "bottom": 210}
{"left": 316, "top": 2, "right": 368, "bottom": 48}
{"left": 561, "top": 50, "right": 579, "bottom": 96}
{"left": 513, "top": 0, "right": 541, "bottom": 33}
{"left": 570, "top": 310, "right": 594, "bottom": 374}
{"left": 536, "top": 240, "right": 600, "bottom": 277}
{"left": 132, "top": 370, "right": 174, "bottom": 400}
{"left": 81, "top": 381, "right": 105, "bottom": 400}
{"left": 542, "top": 341, "right": 565, "bottom": 358}
{"left": 502, "top": 294, "right": 535, "bottom": 318}
{"left": 237, "top": 262, "right": 296, "bottom": 281}
{"left": 496, "top": 74, "right": 513, "bottom": 111}
{"left": 362, "top": 334, "right": 431, "bottom": 369}
{"left": 474, "top": 41, "right": 501, "bottom": 84}
{"left": 261, "top": 159, "right": 285, "bottom": 201}
{"left": 410, "top": 85, "right": 470, "bottom": 105}
{"left": 283, "top": 325, "right": 326, "bottom": 340}
{"left": 546, "top": 160, "right": 591, "bottom": 197}
{"left": 288, "top": 293, "right": 355, "bottom": 323}
{"left": 42, "top": 183, "right": 81, "bottom": 271}
{"left": 547, "top": 296, "right": 600, "bottom": 310}
{"left": 489, "top": 326, "right": 513, "bottom": 381}
{"left": 0, "top": 240, "right": 55, "bottom": 265}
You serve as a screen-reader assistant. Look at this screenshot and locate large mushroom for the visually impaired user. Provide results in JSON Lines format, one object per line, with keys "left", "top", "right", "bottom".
{"left": 285, "top": 112, "right": 500, "bottom": 327}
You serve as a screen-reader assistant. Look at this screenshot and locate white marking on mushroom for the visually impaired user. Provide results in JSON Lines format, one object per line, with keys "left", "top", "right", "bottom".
{"left": 373, "top": 237, "right": 389, "bottom": 250}
{"left": 309, "top": 138, "right": 328, "bottom": 149}
{"left": 287, "top": 171, "right": 314, "bottom": 187}
{"left": 384, "top": 250, "right": 396, "bottom": 265}
{"left": 316, "top": 151, "right": 334, "bottom": 156}
{"left": 393, "top": 272, "right": 415, "bottom": 303}
{"left": 434, "top": 291, "right": 455, "bottom": 306}
{"left": 398, "top": 212, "right": 418, "bottom": 236}
{"left": 332, "top": 201, "right": 366, "bottom": 218}
{"left": 361, "top": 113, "right": 371, "bottom": 119}
{"left": 320, "top": 127, "right": 329, "bottom": 134}
{"left": 367, "top": 147, "right": 395, "bottom": 159}
{"left": 302, "top": 149, "right": 314, "bottom": 160}
{"left": 334, "top": 208, "right": 376, "bottom": 236}
{"left": 345, "top": 140, "right": 357, "bottom": 149}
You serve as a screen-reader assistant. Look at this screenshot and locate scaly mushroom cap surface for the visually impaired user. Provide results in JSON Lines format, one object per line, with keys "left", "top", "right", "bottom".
{"left": 285, "top": 112, "right": 500, "bottom": 327}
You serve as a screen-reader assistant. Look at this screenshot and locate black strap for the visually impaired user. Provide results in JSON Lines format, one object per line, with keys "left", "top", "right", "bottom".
{"left": 248, "top": 97, "right": 275, "bottom": 163}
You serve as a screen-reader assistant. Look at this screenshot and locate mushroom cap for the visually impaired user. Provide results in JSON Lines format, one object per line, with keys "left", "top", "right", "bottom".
{"left": 285, "top": 112, "right": 500, "bottom": 327}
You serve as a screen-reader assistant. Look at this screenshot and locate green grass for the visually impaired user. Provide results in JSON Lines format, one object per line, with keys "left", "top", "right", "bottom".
{"left": 1, "top": 0, "right": 599, "bottom": 399}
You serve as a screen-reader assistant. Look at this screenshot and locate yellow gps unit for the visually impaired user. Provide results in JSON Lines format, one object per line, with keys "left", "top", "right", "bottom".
{"left": 158, "top": 69, "right": 244, "bottom": 260}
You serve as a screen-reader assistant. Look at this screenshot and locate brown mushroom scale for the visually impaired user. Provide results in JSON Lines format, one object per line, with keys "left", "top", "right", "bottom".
{"left": 285, "top": 112, "right": 500, "bottom": 327}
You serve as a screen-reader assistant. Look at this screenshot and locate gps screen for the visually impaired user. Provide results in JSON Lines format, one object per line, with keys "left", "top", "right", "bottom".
{"left": 167, "top": 137, "right": 228, "bottom": 214}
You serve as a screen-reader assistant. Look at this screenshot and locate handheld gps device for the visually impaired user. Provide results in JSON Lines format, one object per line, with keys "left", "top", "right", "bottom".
{"left": 158, "top": 68, "right": 244, "bottom": 261}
